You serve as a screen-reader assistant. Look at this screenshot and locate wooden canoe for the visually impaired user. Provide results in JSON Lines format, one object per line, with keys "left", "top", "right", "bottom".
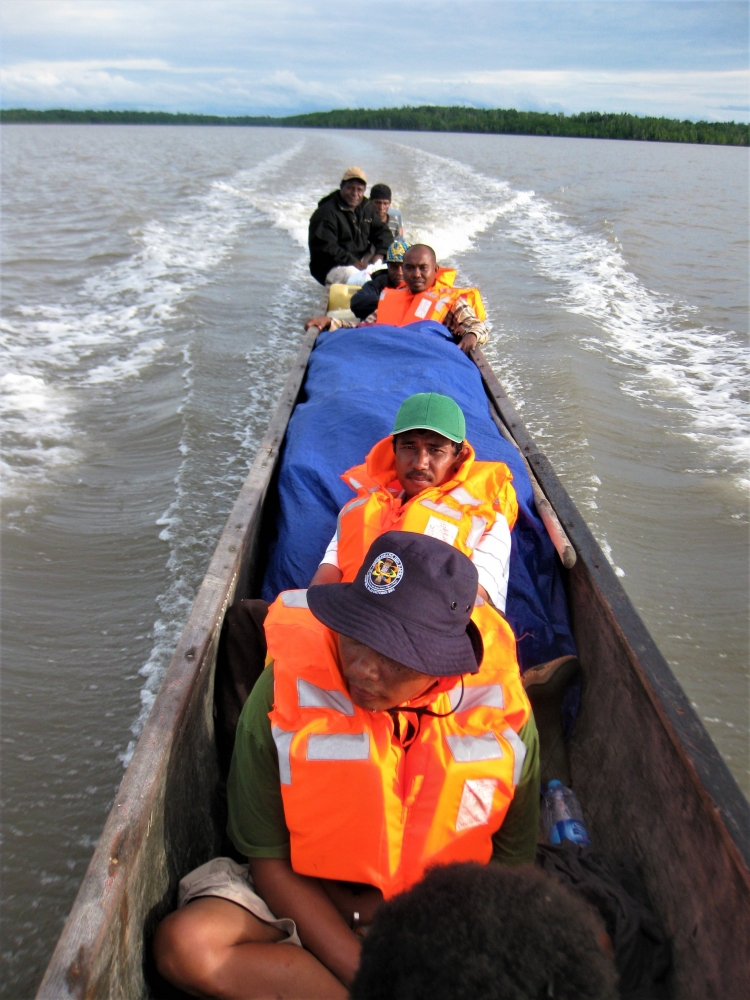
{"left": 36, "top": 328, "right": 750, "bottom": 1000}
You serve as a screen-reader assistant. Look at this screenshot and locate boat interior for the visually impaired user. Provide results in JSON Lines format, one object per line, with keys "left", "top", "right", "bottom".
{"left": 36, "top": 318, "right": 750, "bottom": 1000}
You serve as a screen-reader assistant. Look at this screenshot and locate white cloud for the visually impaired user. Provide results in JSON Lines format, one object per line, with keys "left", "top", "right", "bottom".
{"left": 2, "top": 58, "right": 748, "bottom": 121}
{"left": 1, "top": 1, "right": 747, "bottom": 120}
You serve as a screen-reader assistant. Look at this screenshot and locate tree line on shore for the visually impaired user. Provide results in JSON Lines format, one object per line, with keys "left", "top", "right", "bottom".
{"left": 2, "top": 105, "right": 747, "bottom": 146}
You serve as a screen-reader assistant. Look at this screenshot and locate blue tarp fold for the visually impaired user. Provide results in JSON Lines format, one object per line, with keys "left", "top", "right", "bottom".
{"left": 261, "top": 322, "right": 576, "bottom": 671}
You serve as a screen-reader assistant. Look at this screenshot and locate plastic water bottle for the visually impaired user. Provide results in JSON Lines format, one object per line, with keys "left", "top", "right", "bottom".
{"left": 542, "top": 780, "right": 591, "bottom": 846}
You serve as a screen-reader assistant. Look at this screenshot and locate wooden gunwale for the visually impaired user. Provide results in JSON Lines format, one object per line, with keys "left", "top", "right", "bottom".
{"left": 35, "top": 331, "right": 750, "bottom": 999}
{"left": 35, "top": 327, "right": 320, "bottom": 1000}
{"left": 474, "top": 347, "right": 750, "bottom": 874}
{"left": 475, "top": 346, "right": 750, "bottom": 998}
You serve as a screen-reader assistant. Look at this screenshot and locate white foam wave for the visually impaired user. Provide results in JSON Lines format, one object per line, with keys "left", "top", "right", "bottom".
{"left": 395, "top": 144, "right": 748, "bottom": 483}
{"left": 502, "top": 192, "right": 749, "bottom": 470}
{"left": 392, "top": 143, "right": 522, "bottom": 261}
{"left": 1, "top": 142, "right": 307, "bottom": 497}
{"left": 121, "top": 252, "right": 317, "bottom": 763}
{"left": 227, "top": 153, "right": 334, "bottom": 249}
{"left": 119, "top": 343, "right": 196, "bottom": 767}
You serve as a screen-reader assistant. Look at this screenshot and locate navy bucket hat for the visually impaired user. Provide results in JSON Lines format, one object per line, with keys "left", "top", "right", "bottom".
{"left": 307, "top": 531, "right": 483, "bottom": 677}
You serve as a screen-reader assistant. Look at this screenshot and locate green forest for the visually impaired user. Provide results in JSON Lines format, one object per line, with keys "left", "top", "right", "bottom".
{"left": 2, "top": 105, "right": 747, "bottom": 146}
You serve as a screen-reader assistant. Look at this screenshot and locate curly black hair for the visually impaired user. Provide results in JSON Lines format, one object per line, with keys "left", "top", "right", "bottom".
{"left": 350, "top": 862, "right": 619, "bottom": 1000}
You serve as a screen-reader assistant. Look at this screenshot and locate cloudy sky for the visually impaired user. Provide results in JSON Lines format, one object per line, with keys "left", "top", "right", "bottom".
{"left": 1, "top": 0, "right": 747, "bottom": 121}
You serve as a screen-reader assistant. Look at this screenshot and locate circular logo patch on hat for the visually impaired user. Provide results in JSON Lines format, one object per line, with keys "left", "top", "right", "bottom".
{"left": 365, "top": 552, "right": 404, "bottom": 595}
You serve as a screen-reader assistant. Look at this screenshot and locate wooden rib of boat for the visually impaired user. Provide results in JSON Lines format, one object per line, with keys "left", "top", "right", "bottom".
{"left": 36, "top": 328, "right": 750, "bottom": 1000}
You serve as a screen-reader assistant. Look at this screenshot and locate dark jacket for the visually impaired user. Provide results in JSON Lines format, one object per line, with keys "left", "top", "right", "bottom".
{"left": 308, "top": 191, "right": 393, "bottom": 285}
{"left": 350, "top": 269, "right": 391, "bottom": 319}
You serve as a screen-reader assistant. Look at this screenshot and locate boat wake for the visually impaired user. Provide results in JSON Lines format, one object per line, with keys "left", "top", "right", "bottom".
{"left": 0, "top": 142, "right": 305, "bottom": 499}
{"left": 504, "top": 189, "right": 750, "bottom": 483}
{"left": 391, "top": 144, "right": 748, "bottom": 494}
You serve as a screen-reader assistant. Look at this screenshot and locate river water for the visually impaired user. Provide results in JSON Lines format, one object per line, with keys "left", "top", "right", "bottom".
{"left": 1, "top": 124, "right": 747, "bottom": 995}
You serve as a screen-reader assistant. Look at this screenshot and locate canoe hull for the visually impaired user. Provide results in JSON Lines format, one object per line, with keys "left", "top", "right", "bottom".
{"left": 36, "top": 336, "right": 750, "bottom": 1000}
{"left": 542, "top": 456, "right": 750, "bottom": 997}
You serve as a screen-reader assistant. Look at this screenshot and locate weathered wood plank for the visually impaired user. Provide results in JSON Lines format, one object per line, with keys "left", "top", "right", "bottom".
{"left": 35, "top": 327, "right": 320, "bottom": 1000}
{"left": 529, "top": 453, "right": 750, "bottom": 873}
{"left": 473, "top": 354, "right": 750, "bottom": 997}
{"left": 477, "top": 361, "right": 576, "bottom": 568}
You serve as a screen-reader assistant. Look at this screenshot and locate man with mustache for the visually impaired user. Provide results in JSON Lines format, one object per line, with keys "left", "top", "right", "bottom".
{"left": 310, "top": 392, "right": 516, "bottom": 619}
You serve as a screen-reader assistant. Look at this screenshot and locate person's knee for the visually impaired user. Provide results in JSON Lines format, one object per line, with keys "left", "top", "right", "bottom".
{"left": 153, "top": 907, "right": 223, "bottom": 992}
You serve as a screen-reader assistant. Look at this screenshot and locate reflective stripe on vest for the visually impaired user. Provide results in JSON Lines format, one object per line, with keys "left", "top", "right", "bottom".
{"left": 272, "top": 726, "right": 294, "bottom": 785}
{"left": 336, "top": 436, "right": 518, "bottom": 585}
{"left": 297, "top": 678, "right": 354, "bottom": 716}
{"left": 266, "top": 595, "right": 530, "bottom": 898}
{"left": 445, "top": 732, "right": 504, "bottom": 763}
{"left": 307, "top": 733, "right": 370, "bottom": 761}
{"left": 449, "top": 682, "right": 505, "bottom": 712}
{"left": 281, "top": 589, "right": 309, "bottom": 609}
{"left": 376, "top": 283, "right": 487, "bottom": 326}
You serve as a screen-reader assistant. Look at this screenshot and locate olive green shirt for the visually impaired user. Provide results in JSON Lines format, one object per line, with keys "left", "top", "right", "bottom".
{"left": 227, "top": 665, "right": 540, "bottom": 867}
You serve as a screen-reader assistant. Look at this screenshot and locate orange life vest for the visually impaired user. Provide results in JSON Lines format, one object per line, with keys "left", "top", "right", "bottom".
{"left": 266, "top": 591, "right": 530, "bottom": 897}
{"left": 432, "top": 266, "right": 457, "bottom": 288}
{"left": 336, "top": 436, "right": 517, "bottom": 584}
{"left": 376, "top": 276, "right": 487, "bottom": 327}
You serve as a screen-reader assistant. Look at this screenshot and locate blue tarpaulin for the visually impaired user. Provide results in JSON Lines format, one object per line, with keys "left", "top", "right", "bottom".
{"left": 261, "top": 322, "right": 576, "bottom": 671}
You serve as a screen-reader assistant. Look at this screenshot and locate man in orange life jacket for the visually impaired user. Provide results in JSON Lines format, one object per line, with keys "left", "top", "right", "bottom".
{"left": 310, "top": 392, "right": 516, "bottom": 621}
{"left": 154, "top": 533, "right": 539, "bottom": 1000}
{"left": 305, "top": 243, "right": 489, "bottom": 355}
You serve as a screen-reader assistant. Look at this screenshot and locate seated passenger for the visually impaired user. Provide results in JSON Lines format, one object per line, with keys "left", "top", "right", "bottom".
{"left": 154, "top": 532, "right": 539, "bottom": 1000}
{"left": 351, "top": 861, "right": 618, "bottom": 1000}
{"left": 306, "top": 244, "right": 489, "bottom": 355}
{"left": 368, "top": 183, "right": 402, "bottom": 240}
{"left": 368, "top": 183, "right": 391, "bottom": 226}
{"left": 308, "top": 167, "right": 393, "bottom": 286}
{"left": 310, "top": 392, "right": 516, "bottom": 619}
{"left": 349, "top": 239, "right": 410, "bottom": 320}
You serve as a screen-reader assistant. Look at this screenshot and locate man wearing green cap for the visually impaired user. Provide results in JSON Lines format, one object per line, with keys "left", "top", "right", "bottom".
{"left": 310, "top": 393, "right": 517, "bottom": 616}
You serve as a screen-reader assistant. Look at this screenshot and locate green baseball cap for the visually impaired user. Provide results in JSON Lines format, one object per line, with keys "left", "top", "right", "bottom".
{"left": 392, "top": 393, "right": 466, "bottom": 444}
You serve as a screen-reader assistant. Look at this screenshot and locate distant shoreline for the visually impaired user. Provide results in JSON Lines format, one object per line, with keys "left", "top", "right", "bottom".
{"left": 2, "top": 106, "right": 747, "bottom": 146}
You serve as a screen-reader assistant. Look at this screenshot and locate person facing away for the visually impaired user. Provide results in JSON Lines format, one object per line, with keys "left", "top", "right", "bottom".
{"left": 349, "top": 239, "right": 411, "bottom": 320}
{"left": 306, "top": 243, "right": 490, "bottom": 354}
{"left": 310, "top": 392, "right": 517, "bottom": 620}
{"left": 153, "top": 531, "right": 539, "bottom": 1000}
{"left": 308, "top": 166, "right": 393, "bottom": 286}
{"left": 350, "top": 861, "right": 619, "bottom": 1000}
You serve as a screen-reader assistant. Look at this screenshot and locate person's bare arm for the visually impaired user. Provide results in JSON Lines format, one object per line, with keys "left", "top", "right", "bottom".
{"left": 249, "top": 857, "right": 361, "bottom": 986}
{"left": 310, "top": 563, "right": 343, "bottom": 586}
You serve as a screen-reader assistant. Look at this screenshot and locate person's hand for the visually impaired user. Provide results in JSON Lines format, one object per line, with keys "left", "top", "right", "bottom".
{"left": 458, "top": 332, "right": 478, "bottom": 354}
{"left": 305, "top": 316, "right": 332, "bottom": 331}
